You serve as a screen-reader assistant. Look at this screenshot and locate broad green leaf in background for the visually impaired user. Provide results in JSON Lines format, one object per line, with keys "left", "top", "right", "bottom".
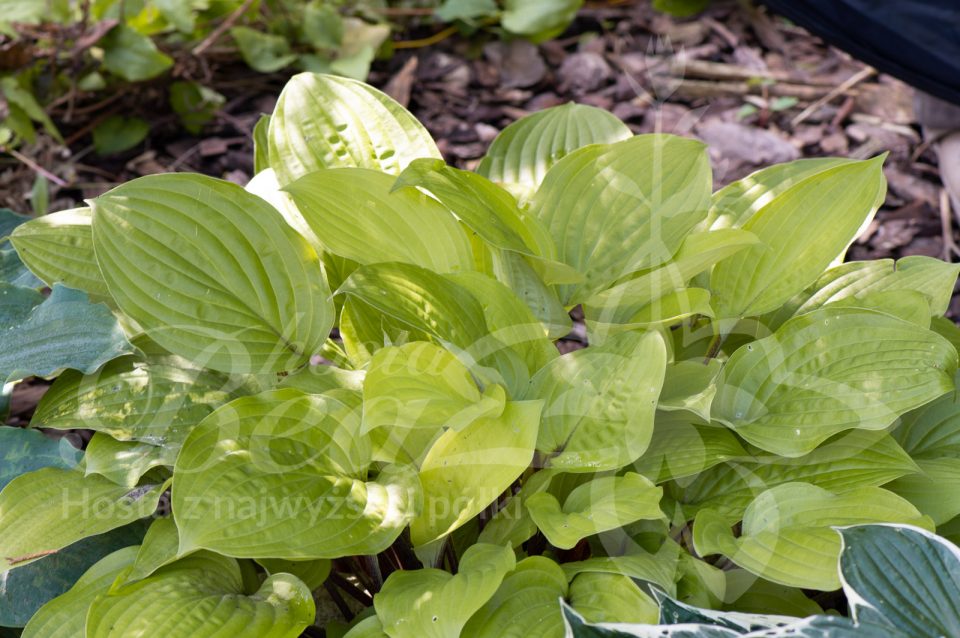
{"left": 477, "top": 102, "right": 632, "bottom": 202}
{"left": 32, "top": 351, "right": 241, "bottom": 448}
{"left": 0, "top": 285, "right": 132, "bottom": 383}
{"left": 462, "top": 556, "right": 568, "bottom": 638}
{"left": 92, "top": 115, "right": 149, "bottom": 155}
{"left": 230, "top": 26, "right": 297, "bottom": 72}
{"left": 652, "top": 0, "right": 711, "bottom": 18}
{"left": 712, "top": 308, "right": 956, "bottom": 456}
{"left": 501, "top": 0, "right": 583, "bottom": 41}
{"left": 268, "top": 72, "right": 440, "bottom": 184}
{"left": 10, "top": 207, "right": 111, "bottom": 300}
{"left": 837, "top": 524, "right": 960, "bottom": 637}
{"left": 526, "top": 330, "right": 666, "bottom": 472}
{"left": 692, "top": 483, "right": 932, "bottom": 590}
{"left": 527, "top": 473, "right": 663, "bottom": 549}
{"left": 710, "top": 157, "right": 886, "bottom": 318}
{"left": 409, "top": 400, "right": 541, "bottom": 546}
{"left": 375, "top": 543, "right": 515, "bottom": 638}
{"left": 0, "top": 467, "right": 163, "bottom": 572}
{"left": 91, "top": 173, "right": 334, "bottom": 374}
{"left": 84, "top": 433, "right": 176, "bottom": 488}
{"left": 284, "top": 168, "right": 474, "bottom": 273}
{"left": 0, "top": 77, "right": 62, "bottom": 142}
{"left": 632, "top": 412, "right": 746, "bottom": 484}
{"left": 85, "top": 552, "right": 315, "bottom": 638}
{"left": 169, "top": 81, "right": 225, "bottom": 135}
{"left": 674, "top": 429, "right": 919, "bottom": 518}
{"left": 100, "top": 25, "right": 173, "bottom": 82}
{"left": 530, "top": 134, "right": 712, "bottom": 304}
{"left": 173, "top": 390, "right": 420, "bottom": 558}
{"left": 436, "top": 0, "right": 499, "bottom": 22}
{"left": 21, "top": 547, "right": 139, "bottom": 638}
{"left": 570, "top": 572, "right": 659, "bottom": 624}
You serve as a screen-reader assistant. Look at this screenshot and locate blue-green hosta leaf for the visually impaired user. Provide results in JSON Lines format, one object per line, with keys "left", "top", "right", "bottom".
{"left": 0, "top": 285, "right": 132, "bottom": 382}
{"left": 527, "top": 473, "right": 663, "bottom": 549}
{"left": 268, "top": 72, "right": 440, "bottom": 185}
{"left": 21, "top": 546, "right": 139, "bottom": 638}
{"left": 173, "top": 389, "right": 420, "bottom": 559}
{"left": 705, "top": 158, "right": 853, "bottom": 231}
{"left": 83, "top": 433, "right": 176, "bottom": 488}
{"left": 674, "top": 429, "right": 919, "bottom": 519}
{"left": 462, "top": 556, "right": 568, "bottom": 638}
{"left": 362, "top": 342, "right": 505, "bottom": 433}
{"left": 531, "top": 135, "right": 711, "bottom": 304}
{"left": 570, "top": 572, "right": 659, "bottom": 624}
{"left": 656, "top": 594, "right": 795, "bottom": 631}
{"left": 86, "top": 552, "right": 315, "bottom": 638}
{"left": 710, "top": 157, "right": 886, "bottom": 318}
{"left": 837, "top": 524, "right": 960, "bottom": 637}
{"left": 633, "top": 413, "right": 746, "bottom": 484}
{"left": 0, "top": 282, "right": 42, "bottom": 327}
{"left": 768, "top": 256, "right": 960, "bottom": 330}
{"left": 526, "top": 330, "right": 666, "bottom": 472}
{"left": 560, "top": 601, "right": 740, "bottom": 638}
{"left": 0, "top": 468, "right": 163, "bottom": 572}
{"left": 31, "top": 353, "right": 241, "bottom": 448}
{"left": 409, "top": 401, "right": 541, "bottom": 546}
{"left": 284, "top": 168, "right": 474, "bottom": 273}
{"left": 692, "top": 483, "right": 932, "bottom": 590}
{"left": 0, "top": 247, "right": 41, "bottom": 288}
{"left": 9, "top": 207, "right": 110, "bottom": 301}
{"left": 712, "top": 308, "right": 956, "bottom": 456}
{"left": 478, "top": 103, "right": 631, "bottom": 202}
{"left": 91, "top": 173, "right": 334, "bottom": 375}
{"left": 0, "top": 426, "right": 77, "bottom": 491}
{"left": 0, "top": 208, "right": 30, "bottom": 241}
{"left": 375, "top": 543, "right": 515, "bottom": 638}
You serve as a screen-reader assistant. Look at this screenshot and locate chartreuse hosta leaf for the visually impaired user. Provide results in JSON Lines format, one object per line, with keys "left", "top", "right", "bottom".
{"left": 284, "top": 168, "right": 474, "bottom": 273}
{"left": 173, "top": 389, "right": 420, "bottom": 559}
{"left": 530, "top": 134, "right": 711, "bottom": 304}
{"left": 493, "top": 250, "right": 573, "bottom": 339}
{"left": 693, "top": 483, "right": 932, "bottom": 590}
{"left": 561, "top": 542, "right": 681, "bottom": 598}
{"left": 526, "top": 473, "right": 663, "bottom": 549}
{"left": 674, "top": 429, "right": 919, "bottom": 518}
{"left": 362, "top": 342, "right": 506, "bottom": 433}
{"left": 887, "top": 392, "right": 960, "bottom": 524}
{"left": 477, "top": 468, "right": 557, "bottom": 548}
{"left": 90, "top": 173, "right": 334, "bottom": 374}
{"left": 409, "top": 401, "right": 541, "bottom": 546}
{"left": 0, "top": 467, "right": 164, "bottom": 572}
{"left": 0, "top": 285, "right": 133, "bottom": 382}
{"left": 85, "top": 551, "right": 315, "bottom": 638}
{"left": 712, "top": 307, "right": 956, "bottom": 456}
{"left": 657, "top": 359, "right": 722, "bottom": 422}
{"left": 710, "top": 157, "right": 886, "bottom": 318}
{"left": 126, "top": 516, "right": 180, "bottom": 582}
{"left": 268, "top": 72, "right": 440, "bottom": 185}
{"left": 837, "top": 524, "right": 960, "bottom": 637}
{"left": 632, "top": 412, "right": 746, "bottom": 484}
{"left": 83, "top": 433, "right": 176, "bottom": 488}
{"left": 722, "top": 569, "right": 823, "bottom": 617}
{"left": 526, "top": 330, "right": 666, "bottom": 472}
{"left": 22, "top": 546, "right": 139, "bottom": 638}
{"left": 9, "top": 207, "right": 111, "bottom": 300}
{"left": 477, "top": 102, "right": 632, "bottom": 202}
{"left": 570, "top": 572, "right": 659, "bottom": 624}
{"left": 375, "top": 543, "right": 515, "bottom": 638}
{"left": 31, "top": 352, "right": 241, "bottom": 448}
{"left": 462, "top": 556, "right": 568, "bottom": 638}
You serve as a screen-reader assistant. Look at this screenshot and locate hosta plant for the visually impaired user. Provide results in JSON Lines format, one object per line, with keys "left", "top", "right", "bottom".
{"left": 3, "top": 71, "right": 960, "bottom": 636}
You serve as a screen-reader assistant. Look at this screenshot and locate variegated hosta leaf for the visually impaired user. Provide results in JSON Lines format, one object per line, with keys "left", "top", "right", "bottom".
{"left": 710, "top": 157, "right": 886, "bottom": 318}
{"left": 173, "top": 389, "right": 421, "bottom": 559}
{"left": 888, "top": 392, "right": 960, "bottom": 524}
{"left": 527, "top": 473, "right": 663, "bottom": 549}
{"left": 284, "top": 168, "right": 474, "bottom": 273}
{"left": 656, "top": 593, "right": 794, "bottom": 631}
{"left": 362, "top": 342, "right": 505, "bottom": 433}
{"left": 85, "top": 552, "right": 315, "bottom": 638}
{"left": 22, "top": 546, "right": 139, "bottom": 638}
{"left": 409, "top": 400, "right": 541, "bottom": 546}
{"left": 692, "top": 483, "right": 932, "bottom": 590}
{"left": 712, "top": 307, "right": 956, "bottom": 456}
{"left": 268, "top": 72, "right": 440, "bottom": 184}
{"left": 31, "top": 353, "right": 241, "bottom": 448}
{"left": 375, "top": 543, "right": 515, "bottom": 638}
{"left": 91, "top": 174, "right": 334, "bottom": 374}
{"left": 84, "top": 433, "right": 176, "bottom": 488}
{"left": 632, "top": 413, "right": 746, "bottom": 484}
{"left": 838, "top": 524, "right": 960, "bottom": 637}
{"left": 530, "top": 134, "right": 711, "bottom": 304}
{"left": 477, "top": 102, "right": 632, "bottom": 202}
{"left": 9, "top": 207, "right": 111, "bottom": 300}
{"left": 768, "top": 256, "right": 960, "bottom": 330}
{"left": 526, "top": 330, "right": 666, "bottom": 472}
{"left": 673, "top": 429, "right": 919, "bottom": 518}
{"left": 0, "top": 468, "right": 164, "bottom": 572}
{"left": 462, "top": 556, "right": 568, "bottom": 638}
{"left": 560, "top": 600, "right": 741, "bottom": 638}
